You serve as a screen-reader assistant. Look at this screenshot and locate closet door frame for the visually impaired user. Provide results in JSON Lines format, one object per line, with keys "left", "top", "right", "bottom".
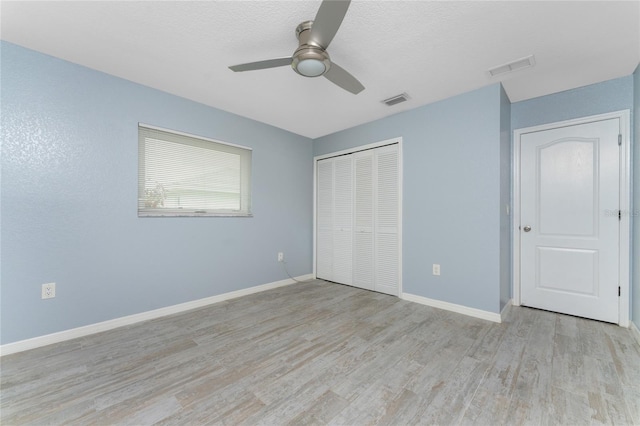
{"left": 313, "top": 137, "right": 403, "bottom": 296}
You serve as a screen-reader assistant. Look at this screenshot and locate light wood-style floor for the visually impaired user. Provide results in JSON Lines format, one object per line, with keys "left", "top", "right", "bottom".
{"left": 2, "top": 280, "right": 639, "bottom": 425}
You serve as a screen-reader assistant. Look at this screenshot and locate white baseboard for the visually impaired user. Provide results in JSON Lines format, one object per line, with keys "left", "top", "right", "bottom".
{"left": 0, "top": 274, "right": 314, "bottom": 357}
{"left": 630, "top": 321, "right": 640, "bottom": 348}
{"left": 401, "top": 293, "right": 502, "bottom": 323}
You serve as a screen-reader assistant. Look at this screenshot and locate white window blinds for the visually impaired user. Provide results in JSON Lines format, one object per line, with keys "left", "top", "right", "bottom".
{"left": 138, "top": 124, "right": 252, "bottom": 217}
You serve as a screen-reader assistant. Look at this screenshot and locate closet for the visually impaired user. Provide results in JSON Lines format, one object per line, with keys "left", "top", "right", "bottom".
{"left": 316, "top": 142, "right": 400, "bottom": 296}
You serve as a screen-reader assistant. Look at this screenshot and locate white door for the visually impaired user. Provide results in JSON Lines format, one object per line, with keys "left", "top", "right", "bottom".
{"left": 316, "top": 156, "right": 353, "bottom": 284}
{"left": 520, "top": 118, "right": 620, "bottom": 323}
{"left": 316, "top": 142, "right": 400, "bottom": 296}
{"left": 374, "top": 145, "right": 400, "bottom": 295}
{"left": 316, "top": 159, "right": 334, "bottom": 280}
{"left": 353, "top": 151, "right": 374, "bottom": 290}
{"left": 333, "top": 156, "right": 353, "bottom": 285}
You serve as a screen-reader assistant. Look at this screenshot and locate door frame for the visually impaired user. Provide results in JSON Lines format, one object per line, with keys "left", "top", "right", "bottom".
{"left": 512, "top": 110, "right": 631, "bottom": 326}
{"left": 313, "top": 137, "right": 403, "bottom": 296}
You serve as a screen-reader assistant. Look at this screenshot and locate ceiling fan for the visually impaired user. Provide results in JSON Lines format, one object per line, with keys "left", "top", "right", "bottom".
{"left": 228, "top": 0, "right": 364, "bottom": 95}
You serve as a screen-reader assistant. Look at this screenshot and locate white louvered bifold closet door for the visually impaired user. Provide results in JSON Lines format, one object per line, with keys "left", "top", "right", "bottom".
{"left": 332, "top": 156, "right": 353, "bottom": 285}
{"left": 353, "top": 152, "right": 374, "bottom": 290}
{"left": 316, "top": 160, "right": 334, "bottom": 280}
{"left": 316, "top": 143, "right": 399, "bottom": 296}
{"left": 374, "top": 145, "right": 399, "bottom": 295}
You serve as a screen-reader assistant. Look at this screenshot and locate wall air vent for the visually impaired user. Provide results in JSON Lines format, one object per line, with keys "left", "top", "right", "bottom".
{"left": 488, "top": 55, "right": 536, "bottom": 77}
{"left": 382, "top": 93, "right": 410, "bottom": 106}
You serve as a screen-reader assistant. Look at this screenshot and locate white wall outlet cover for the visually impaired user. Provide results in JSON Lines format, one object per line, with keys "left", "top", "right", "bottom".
{"left": 432, "top": 264, "right": 441, "bottom": 276}
{"left": 41, "top": 282, "right": 56, "bottom": 299}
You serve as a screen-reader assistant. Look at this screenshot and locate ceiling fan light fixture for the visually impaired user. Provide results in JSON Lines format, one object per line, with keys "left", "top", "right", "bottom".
{"left": 292, "top": 46, "right": 331, "bottom": 78}
{"left": 296, "top": 58, "right": 326, "bottom": 77}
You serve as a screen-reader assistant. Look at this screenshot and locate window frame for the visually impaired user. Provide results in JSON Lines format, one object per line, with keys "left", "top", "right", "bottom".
{"left": 138, "top": 123, "right": 252, "bottom": 217}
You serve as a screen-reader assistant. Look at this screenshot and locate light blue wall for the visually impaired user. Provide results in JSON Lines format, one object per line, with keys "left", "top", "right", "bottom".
{"left": 314, "top": 84, "right": 504, "bottom": 314}
{"left": 511, "top": 76, "right": 633, "bottom": 130}
{"left": 3, "top": 41, "right": 635, "bottom": 346}
{"left": 512, "top": 75, "right": 635, "bottom": 324}
{"left": 499, "top": 85, "right": 511, "bottom": 311}
{"left": 0, "top": 42, "right": 314, "bottom": 345}
{"left": 633, "top": 64, "right": 640, "bottom": 330}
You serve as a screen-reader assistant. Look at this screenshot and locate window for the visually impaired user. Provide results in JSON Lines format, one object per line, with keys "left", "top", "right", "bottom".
{"left": 138, "top": 124, "right": 252, "bottom": 217}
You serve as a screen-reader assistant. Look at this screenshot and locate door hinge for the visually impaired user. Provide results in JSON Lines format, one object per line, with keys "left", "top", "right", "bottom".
{"left": 618, "top": 286, "right": 621, "bottom": 297}
{"left": 619, "top": 210, "right": 622, "bottom": 221}
{"left": 618, "top": 134, "right": 622, "bottom": 146}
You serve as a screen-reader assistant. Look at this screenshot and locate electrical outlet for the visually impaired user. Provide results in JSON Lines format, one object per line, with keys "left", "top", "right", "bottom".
{"left": 432, "top": 264, "right": 441, "bottom": 276}
{"left": 42, "top": 282, "right": 56, "bottom": 299}
{"left": 278, "top": 252, "right": 284, "bottom": 262}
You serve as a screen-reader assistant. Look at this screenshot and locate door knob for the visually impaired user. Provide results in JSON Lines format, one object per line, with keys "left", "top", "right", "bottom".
{"left": 523, "top": 225, "right": 531, "bottom": 232}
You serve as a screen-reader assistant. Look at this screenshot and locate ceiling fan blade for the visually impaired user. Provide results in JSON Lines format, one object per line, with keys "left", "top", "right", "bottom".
{"left": 229, "top": 57, "right": 292, "bottom": 72}
{"left": 309, "top": 0, "right": 351, "bottom": 49}
{"left": 324, "top": 62, "right": 364, "bottom": 94}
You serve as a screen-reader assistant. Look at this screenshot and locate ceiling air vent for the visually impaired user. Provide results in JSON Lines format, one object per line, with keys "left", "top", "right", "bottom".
{"left": 382, "top": 93, "right": 410, "bottom": 107}
{"left": 488, "top": 55, "right": 536, "bottom": 77}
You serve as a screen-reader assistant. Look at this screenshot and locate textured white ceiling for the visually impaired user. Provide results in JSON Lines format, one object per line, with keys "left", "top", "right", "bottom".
{"left": 1, "top": 1, "right": 639, "bottom": 138}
